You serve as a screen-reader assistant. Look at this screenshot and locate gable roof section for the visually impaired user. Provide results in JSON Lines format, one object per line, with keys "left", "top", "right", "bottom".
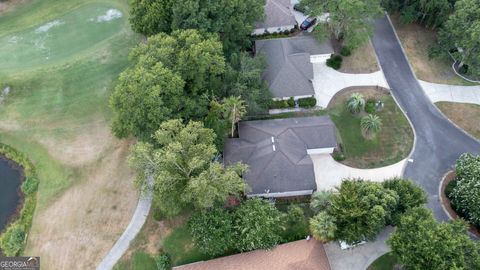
{"left": 224, "top": 116, "right": 337, "bottom": 197}
{"left": 255, "top": 0, "right": 297, "bottom": 29}
{"left": 255, "top": 35, "right": 334, "bottom": 98}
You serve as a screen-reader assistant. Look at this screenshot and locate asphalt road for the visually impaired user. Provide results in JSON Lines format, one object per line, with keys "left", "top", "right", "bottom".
{"left": 371, "top": 16, "right": 480, "bottom": 221}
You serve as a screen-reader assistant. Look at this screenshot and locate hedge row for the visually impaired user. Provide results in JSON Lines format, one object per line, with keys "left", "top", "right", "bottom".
{"left": 298, "top": 97, "right": 316, "bottom": 108}
{"left": 269, "top": 97, "right": 295, "bottom": 109}
{"left": 0, "top": 143, "right": 39, "bottom": 256}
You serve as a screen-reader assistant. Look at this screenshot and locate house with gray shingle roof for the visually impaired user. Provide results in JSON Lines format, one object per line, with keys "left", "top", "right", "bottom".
{"left": 255, "top": 35, "right": 333, "bottom": 100}
{"left": 253, "top": 0, "right": 297, "bottom": 36}
{"left": 223, "top": 116, "right": 337, "bottom": 198}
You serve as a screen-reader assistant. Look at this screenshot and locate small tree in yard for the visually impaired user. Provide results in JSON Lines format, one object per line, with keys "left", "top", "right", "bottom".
{"left": 233, "top": 198, "right": 284, "bottom": 252}
{"left": 360, "top": 114, "right": 382, "bottom": 139}
{"left": 388, "top": 207, "right": 480, "bottom": 270}
{"left": 382, "top": 178, "right": 427, "bottom": 225}
{"left": 310, "top": 211, "right": 337, "bottom": 242}
{"left": 450, "top": 153, "right": 480, "bottom": 226}
{"left": 346, "top": 93, "right": 365, "bottom": 114}
{"left": 223, "top": 96, "right": 246, "bottom": 137}
{"left": 310, "top": 190, "right": 333, "bottom": 213}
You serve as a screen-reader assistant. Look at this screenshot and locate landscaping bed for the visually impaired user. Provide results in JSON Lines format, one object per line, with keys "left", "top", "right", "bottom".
{"left": 435, "top": 102, "right": 480, "bottom": 139}
{"left": 390, "top": 15, "right": 476, "bottom": 86}
{"left": 367, "top": 252, "right": 400, "bottom": 270}
{"left": 327, "top": 86, "right": 413, "bottom": 168}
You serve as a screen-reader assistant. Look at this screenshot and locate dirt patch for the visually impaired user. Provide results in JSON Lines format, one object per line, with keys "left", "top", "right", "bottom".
{"left": 0, "top": 0, "right": 26, "bottom": 14}
{"left": 435, "top": 102, "right": 480, "bottom": 139}
{"left": 339, "top": 42, "right": 380, "bottom": 74}
{"left": 439, "top": 171, "right": 480, "bottom": 237}
{"left": 24, "top": 138, "right": 138, "bottom": 270}
{"left": 390, "top": 15, "right": 473, "bottom": 86}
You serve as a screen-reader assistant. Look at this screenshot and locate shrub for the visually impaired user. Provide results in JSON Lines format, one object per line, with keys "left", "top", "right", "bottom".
{"left": 21, "top": 176, "right": 39, "bottom": 196}
{"left": 282, "top": 205, "right": 308, "bottom": 242}
{"left": 340, "top": 46, "right": 352, "bottom": 56}
{"left": 444, "top": 179, "right": 457, "bottom": 199}
{"left": 269, "top": 98, "right": 295, "bottom": 109}
{"left": 364, "top": 99, "right": 376, "bottom": 114}
{"left": 155, "top": 252, "right": 171, "bottom": 270}
{"left": 326, "top": 54, "right": 343, "bottom": 70}
{"left": 287, "top": 97, "right": 295, "bottom": 107}
{"left": 346, "top": 93, "right": 365, "bottom": 114}
{"left": 458, "top": 64, "right": 469, "bottom": 75}
{"left": 382, "top": 178, "right": 427, "bottom": 225}
{"left": 310, "top": 211, "right": 336, "bottom": 242}
{"left": 360, "top": 114, "right": 382, "bottom": 139}
{"left": 450, "top": 153, "right": 480, "bottom": 226}
{"left": 298, "top": 97, "right": 316, "bottom": 108}
{"left": 0, "top": 224, "right": 25, "bottom": 256}
{"left": 310, "top": 191, "right": 333, "bottom": 213}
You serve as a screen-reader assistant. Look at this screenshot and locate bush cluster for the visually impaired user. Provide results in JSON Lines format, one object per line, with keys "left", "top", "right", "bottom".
{"left": 364, "top": 99, "right": 376, "bottom": 114}
{"left": 155, "top": 252, "right": 171, "bottom": 270}
{"left": 326, "top": 54, "right": 343, "bottom": 70}
{"left": 0, "top": 143, "right": 39, "bottom": 256}
{"left": 298, "top": 97, "right": 317, "bottom": 108}
{"left": 340, "top": 46, "right": 352, "bottom": 56}
{"left": 269, "top": 97, "right": 295, "bottom": 109}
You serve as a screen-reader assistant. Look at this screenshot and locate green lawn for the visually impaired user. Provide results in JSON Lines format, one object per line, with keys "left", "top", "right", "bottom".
{"left": 163, "top": 224, "right": 212, "bottom": 266}
{"left": 114, "top": 251, "right": 158, "bottom": 270}
{"left": 367, "top": 252, "right": 399, "bottom": 270}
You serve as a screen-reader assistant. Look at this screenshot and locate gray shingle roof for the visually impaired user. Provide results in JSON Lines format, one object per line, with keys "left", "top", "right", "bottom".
{"left": 255, "top": 0, "right": 297, "bottom": 29}
{"left": 224, "top": 116, "right": 337, "bottom": 197}
{"left": 255, "top": 35, "right": 334, "bottom": 98}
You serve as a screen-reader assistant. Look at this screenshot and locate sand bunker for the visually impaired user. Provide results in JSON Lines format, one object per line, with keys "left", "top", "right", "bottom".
{"left": 96, "top": 9, "right": 122, "bottom": 22}
{"left": 35, "top": 20, "right": 64, "bottom": 33}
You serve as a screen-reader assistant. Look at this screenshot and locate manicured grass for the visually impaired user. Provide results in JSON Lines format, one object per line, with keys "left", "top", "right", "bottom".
{"left": 163, "top": 224, "right": 212, "bottom": 266}
{"left": 114, "top": 251, "right": 157, "bottom": 270}
{"left": 328, "top": 88, "right": 413, "bottom": 168}
{"left": 367, "top": 252, "right": 399, "bottom": 270}
{"left": 390, "top": 15, "right": 477, "bottom": 86}
{"left": 436, "top": 102, "right": 480, "bottom": 139}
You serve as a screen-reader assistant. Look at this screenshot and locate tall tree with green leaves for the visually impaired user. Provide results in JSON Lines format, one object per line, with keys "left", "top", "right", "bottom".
{"left": 383, "top": 0, "right": 454, "bottom": 29}
{"left": 301, "top": 0, "right": 383, "bottom": 48}
{"left": 388, "top": 207, "right": 480, "bottom": 270}
{"left": 129, "top": 119, "right": 247, "bottom": 217}
{"left": 437, "top": 0, "right": 480, "bottom": 77}
{"left": 223, "top": 96, "right": 247, "bottom": 137}
{"left": 129, "top": 0, "right": 265, "bottom": 55}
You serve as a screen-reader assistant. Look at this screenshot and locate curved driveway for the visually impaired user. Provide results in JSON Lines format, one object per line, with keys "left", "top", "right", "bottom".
{"left": 371, "top": 16, "right": 480, "bottom": 221}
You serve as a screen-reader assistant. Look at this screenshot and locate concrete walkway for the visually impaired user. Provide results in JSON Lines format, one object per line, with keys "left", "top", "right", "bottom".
{"left": 312, "top": 63, "right": 389, "bottom": 108}
{"left": 324, "top": 226, "right": 393, "bottom": 270}
{"left": 96, "top": 177, "right": 153, "bottom": 270}
{"left": 311, "top": 154, "right": 406, "bottom": 191}
{"left": 419, "top": 80, "right": 480, "bottom": 105}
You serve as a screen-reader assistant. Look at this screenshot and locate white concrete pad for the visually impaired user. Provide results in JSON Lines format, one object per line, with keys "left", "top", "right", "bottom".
{"left": 419, "top": 80, "right": 480, "bottom": 105}
{"left": 312, "top": 63, "right": 389, "bottom": 108}
{"left": 311, "top": 154, "right": 406, "bottom": 191}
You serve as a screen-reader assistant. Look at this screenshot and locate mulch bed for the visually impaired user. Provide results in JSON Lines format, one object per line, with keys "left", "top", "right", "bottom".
{"left": 439, "top": 171, "right": 480, "bottom": 237}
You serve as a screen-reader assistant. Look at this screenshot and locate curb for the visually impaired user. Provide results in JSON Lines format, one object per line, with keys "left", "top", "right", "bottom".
{"left": 438, "top": 170, "right": 455, "bottom": 220}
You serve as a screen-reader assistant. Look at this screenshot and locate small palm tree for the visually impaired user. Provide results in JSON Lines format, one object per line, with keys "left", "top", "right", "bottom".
{"left": 346, "top": 93, "right": 365, "bottom": 114}
{"left": 360, "top": 114, "right": 382, "bottom": 139}
{"left": 223, "top": 96, "right": 247, "bottom": 137}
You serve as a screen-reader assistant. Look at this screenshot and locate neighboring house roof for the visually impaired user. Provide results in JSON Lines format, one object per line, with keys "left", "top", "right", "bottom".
{"left": 223, "top": 116, "right": 337, "bottom": 197}
{"left": 173, "top": 239, "right": 331, "bottom": 270}
{"left": 255, "top": 35, "right": 334, "bottom": 98}
{"left": 255, "top": 0, "right": 297, "bottom": 29}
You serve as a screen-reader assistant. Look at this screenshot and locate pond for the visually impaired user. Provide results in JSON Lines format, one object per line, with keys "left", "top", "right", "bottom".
{"left": 0, "top": 156, "right": 23, "bottom": 232}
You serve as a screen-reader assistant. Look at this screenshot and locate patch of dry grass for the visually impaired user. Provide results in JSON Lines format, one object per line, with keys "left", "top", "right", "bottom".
{"left": 390, "top": 15, "right": 476, "bottom": 86}
{"left": 436, "top": 102, "right": 480, "bottom": 139}
{"left": 339, "top": 41, "right": 380, "bottom": 74}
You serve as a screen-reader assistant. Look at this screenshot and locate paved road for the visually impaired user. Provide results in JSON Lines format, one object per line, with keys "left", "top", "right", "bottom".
{"left": 371, "top": 16, "right": 480, "bottom": 221}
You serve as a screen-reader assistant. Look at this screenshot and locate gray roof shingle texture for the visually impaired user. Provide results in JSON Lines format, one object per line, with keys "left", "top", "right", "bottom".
{"left": 255, "top": 35, "right": 334, "bottom": 98}
{"left": 255, "top": 0, "right": 297, "bottom": 29}
{"left": 224, "top": 116, "right": 337, "bottom": 196}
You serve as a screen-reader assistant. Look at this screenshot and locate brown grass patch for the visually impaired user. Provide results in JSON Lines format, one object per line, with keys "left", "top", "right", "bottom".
{"left": 0, "top": 0, "right": 26, "bottom": 14}
{"left": 24, "top": 138, "right": 138, "bottom": 270}
{"left": 435, "top": 102, "right": 480, "bottom": 139}
{"left": 339, "top": 41, "right": 380, "bottom": 74}
{"left": 390, "top": 15, "right": 474, "bottom": 86}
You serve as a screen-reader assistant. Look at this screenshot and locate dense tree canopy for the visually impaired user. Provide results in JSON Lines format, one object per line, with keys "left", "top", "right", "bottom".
{"left": 110, "top": 30, "right": 225, "bottom": 140}
{"left": 382, "top": 0, "right": 455, "bottom": 29}
{"left": 129, "top": 0, "right": 265, "bottom": 55}
{"left": 301, "top": 0, "right": 383, "bottom": 48}
{"left": 388, "top": 207, "right": 480, "bottom": 270}
{"left": 437, "top": 0, "right": 480, "bottom": 77}
{"left": 382, "top": 178, "right": 427, "bottom": 225}
{"left": 129, "top": 119, "right": 247, "bottom": 217}
{"left": 449, "top": 153, "right": 480, "bottom": 226}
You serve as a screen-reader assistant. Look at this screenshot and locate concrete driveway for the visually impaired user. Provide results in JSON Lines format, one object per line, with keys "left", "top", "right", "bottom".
{"left": 325, "top": 227, "right": 393, "bottom": 270}
{"left": 420, "top": 80, "right": 480, "bottom": 105}
{"left": 312, "top": 62, "right": 389, "bottom": 108}
{"left": 311, "top": 154, "right": 406, "bottom": 191}
{"left": 371, "top": 16, "right": 480, "bottom": 221}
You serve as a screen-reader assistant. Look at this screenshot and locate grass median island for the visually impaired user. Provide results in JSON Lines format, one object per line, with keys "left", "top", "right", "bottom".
{"left": 328, "top": 87, "right": 413, "bottom": 168}
{"left": 0, "top": 0, "right": 141, "bottom": 268}
{"left": 367, "top": 252, "right": 399, "bottom": 270}
{"left": 436, "top": 102, "right": 480, "bottom": 139}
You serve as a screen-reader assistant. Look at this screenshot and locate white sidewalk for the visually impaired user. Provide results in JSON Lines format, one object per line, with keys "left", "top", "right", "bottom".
{"left": 311, "top": 154, "right": 406, "bottom": 191}
{"left": 419, "top": 80, "right": 480, "bottom": 105}
{"left": 312, "top": 63, "right": 389, "bottom": 108}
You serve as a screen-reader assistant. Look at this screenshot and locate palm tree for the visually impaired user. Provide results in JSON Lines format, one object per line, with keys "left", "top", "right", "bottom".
{"left": 223, "top": 96, "right": 247, "bottom": 137}
{"left": 346, "top": 93, "right": 365, "bottom": 114}
{"left": 360, "top": 114, "right": 382, "bottom": 139}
